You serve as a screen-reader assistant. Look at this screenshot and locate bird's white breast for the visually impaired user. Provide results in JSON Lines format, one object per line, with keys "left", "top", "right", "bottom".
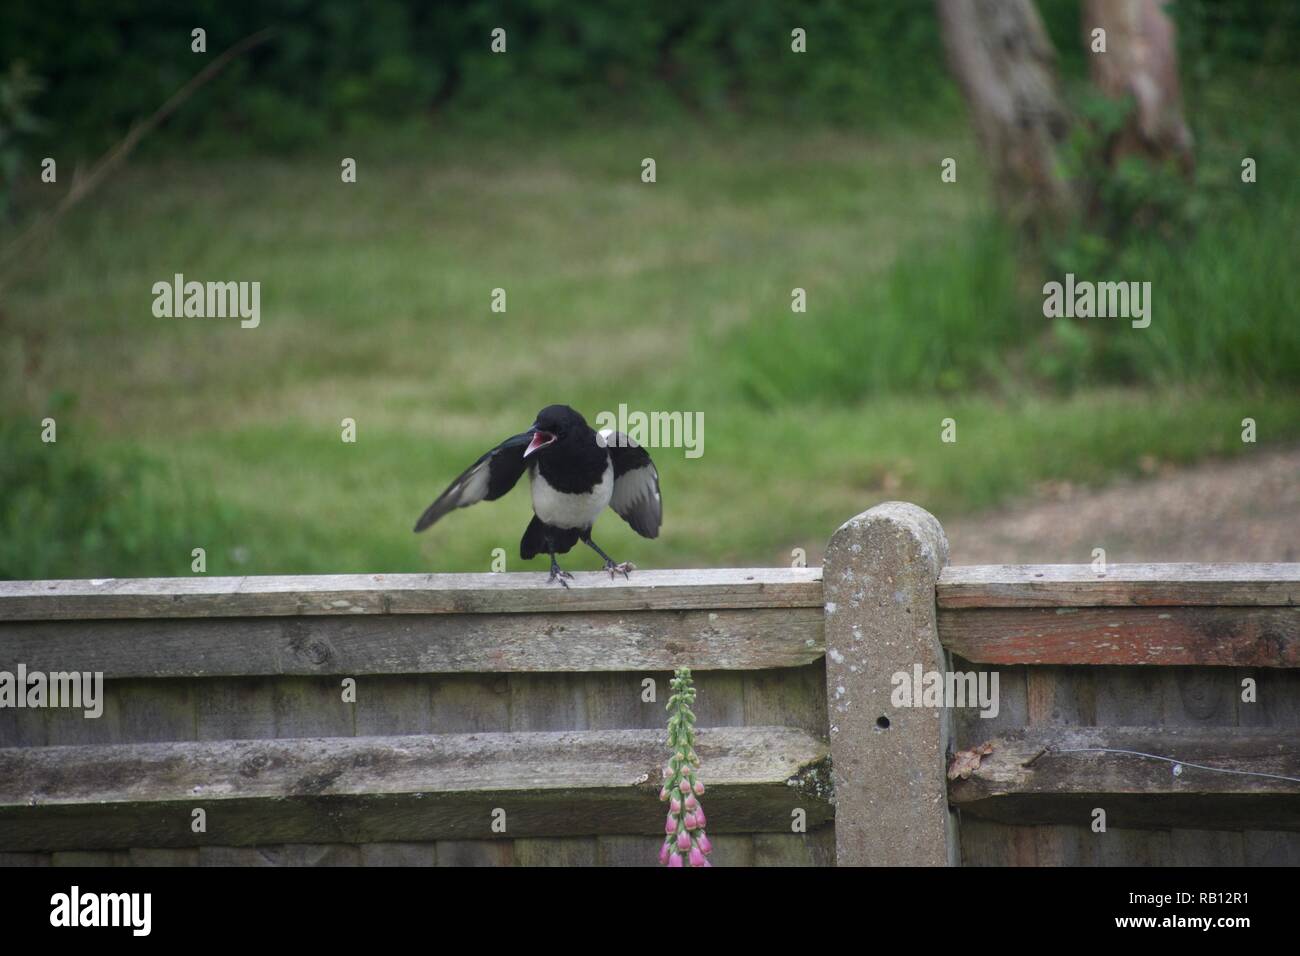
{"left": 530, "top": 461, "right": 613, "bottom": 529}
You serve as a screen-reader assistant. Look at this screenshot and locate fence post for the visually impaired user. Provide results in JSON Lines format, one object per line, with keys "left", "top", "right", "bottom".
{"left": 823, "top": 501, "right": 957, "bottom": 865}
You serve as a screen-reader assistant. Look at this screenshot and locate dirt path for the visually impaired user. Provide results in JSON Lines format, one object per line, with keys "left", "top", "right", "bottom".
{"left": 944, "top": 447, "right": 1299, "bottom": 565}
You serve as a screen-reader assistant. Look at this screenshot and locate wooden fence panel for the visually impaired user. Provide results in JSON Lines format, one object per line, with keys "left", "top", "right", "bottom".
{"left": 2, "top": 510, "right": 1298, "bottom": 866}
{"left": 946, "top": 559, "right": 1300, "bottom": 866}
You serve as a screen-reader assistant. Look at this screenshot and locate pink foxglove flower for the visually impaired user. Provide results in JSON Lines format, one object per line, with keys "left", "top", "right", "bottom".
{"left": 658, "top": 667, "right": 714, "bottom": 867}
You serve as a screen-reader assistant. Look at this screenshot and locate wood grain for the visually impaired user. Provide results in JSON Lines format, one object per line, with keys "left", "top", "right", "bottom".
{"left": 0, "top": 726, "right": 832, "bottom": 851}
{"left": 0, "top": 568, "right": 823, "bottom": 621}
{"left": 950, "top": 727, "right": 1300, "bottom": 830}
{"left": 951, "top": 727, "right": 1299, "bottom": 797}
{"left": 939, "top": 606, "right": 1297, "bottom": 666}
{"left": 0, "top": 608, "right": 824, "bottom": 676}
{"left": 940, "top": 563, "right": 1299, "bottom": 608}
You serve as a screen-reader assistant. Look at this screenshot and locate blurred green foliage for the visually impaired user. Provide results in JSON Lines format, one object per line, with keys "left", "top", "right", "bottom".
{"left": 0, "top": 410, "right": 236, "bottom": 579}
{"left": 0, "top": 0, "right": 951, "bottom": 152}
{"left": 0, "top": 60, "right": 45, "bottom": 215}
{"left": 723, "top": 189, "right": 1300, "bottom": 404}
{"left": 5, "top": 0, "right": 1294, "bottom": 155}
{"left": 725, "top": 143, "right": 1299, "bottom": 404}
{"left": 2, "top": 1, "right": 1298, "bottom": 578}
{"left": 725, "top": 223, "right": 1023, "bottom": 405}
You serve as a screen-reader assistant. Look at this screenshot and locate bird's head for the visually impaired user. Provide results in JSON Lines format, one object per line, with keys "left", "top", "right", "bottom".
{"left": 524, "top": 404, "right": 586, "bottom": 458}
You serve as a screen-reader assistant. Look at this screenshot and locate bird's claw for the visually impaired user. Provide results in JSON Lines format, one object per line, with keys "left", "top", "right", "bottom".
{"left": 548, "top": 567, "right": 574, "bottom": 588}
{"left": 604, "top": 560, "right": 635, "bottom": 580}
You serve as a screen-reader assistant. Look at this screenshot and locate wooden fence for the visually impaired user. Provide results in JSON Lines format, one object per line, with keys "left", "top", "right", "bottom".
{"left": 0, "top": 502, "right": 1296, "bottom": 866}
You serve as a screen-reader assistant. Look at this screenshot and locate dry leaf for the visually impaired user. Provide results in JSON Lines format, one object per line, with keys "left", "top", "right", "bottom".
{"left": 947, "top": 741, "right": 994, "bottom": 781}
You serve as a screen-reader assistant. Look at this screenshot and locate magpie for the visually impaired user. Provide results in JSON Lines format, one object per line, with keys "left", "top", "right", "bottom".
{"left": 413, "top": 405, "right": 661, "bottom": 586}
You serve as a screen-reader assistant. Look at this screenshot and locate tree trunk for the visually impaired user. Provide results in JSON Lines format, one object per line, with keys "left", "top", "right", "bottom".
{"left": 936, "top": 0, "right": 1073, "bottom": 235}
{"left": 1083, "top": 0, "right": 1194, "bottom": 175}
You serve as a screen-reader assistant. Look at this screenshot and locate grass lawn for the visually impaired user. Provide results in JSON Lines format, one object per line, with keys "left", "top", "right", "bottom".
{"left": 3, "top": 104, "right": 1297, "bottom": 579}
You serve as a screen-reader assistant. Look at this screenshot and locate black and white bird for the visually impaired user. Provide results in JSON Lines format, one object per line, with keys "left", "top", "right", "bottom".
{"left": 413, "top": 405, "right": 661, "bottom": 586}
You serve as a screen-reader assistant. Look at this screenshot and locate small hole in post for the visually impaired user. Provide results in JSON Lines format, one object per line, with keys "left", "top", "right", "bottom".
{"left": 876, "top": 715, "right": 891, "bottom": 731}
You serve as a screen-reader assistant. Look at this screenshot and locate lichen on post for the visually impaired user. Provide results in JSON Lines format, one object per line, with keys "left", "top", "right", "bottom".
{"left": 822, "top": 501, "right": 957, "bottom": 866}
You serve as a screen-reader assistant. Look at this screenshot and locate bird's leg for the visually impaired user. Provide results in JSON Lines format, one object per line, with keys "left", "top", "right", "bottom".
{"left": 547, "top": 550, "right": 574, "bottom": 588}
{"left": 583, "top": 536, "right": 635, "bottom": 579}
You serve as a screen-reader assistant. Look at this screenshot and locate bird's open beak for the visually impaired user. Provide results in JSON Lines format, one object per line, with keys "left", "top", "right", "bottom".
{"left": 523, "top": 429, "right": 557, "bottom": 458}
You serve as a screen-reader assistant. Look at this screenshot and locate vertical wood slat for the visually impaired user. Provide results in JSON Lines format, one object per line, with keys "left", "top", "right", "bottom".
{"left": 271, "top": 677, "right": 355, "bottom": 738}
{"left": 509, "top": 674, "right": 588, "bottom": 732}
{"left": 583, "top": 673, "right": 652, "bottom": 730}
{"left": 512, "top": 838, "right": 598, "bottom": 866}
{"left": 692, "top": 673, "right": 747, "bottom": 727}
{"left": 197, "top": 847, "right": 283, "bottom": 866}
{"left": 952, "top": 659, "right": 1028, "bottom": 746}
{"left": 708, "top": 834, "right": 757, "bottom": 867}
{"left": 277, "top": 844, "right": 363, "bottom": 867}
{"left": 52, "top": 851, "right": 131, "bottom": 866}
{"left": 44, "top": 692, "right": 121, "bottom": 746}
{"left": 1243, "top": 832, "right": 1300, "bottom": 865}
{"left": 11, "top": 707, "right": 48, "bottom": 747}
{"left": 195, "top": 678, "right": 275, "bottom": 741}
{"left": 0, "top": 668, "right": 827, "bottom": 745}
{"left": 353, "top": 677, "right": 434, "bottom": 737}
{"left": 128, "top": 848, "right": 200, "bottom": 866}
{"left": 359, "top": 843, "right": 438, "bottom": 866}
{"left": 596, "top": 836, "right": 658, "bottom": 867}
{"left": 752, "top": 827, "right": 836, "bottom": 866}
{"left": 118, "top": 680, "right": 198, "bottom": 743}
{"left": 0, "top": 851, "right": 51, "bottom": 866}
{"left": 1161, "top": 665, "right": 1238, "bottom": 861}
{"left": 1238, "top": 668, "right": 1300, "bottom": 728}
{"left": 432, "top": 676, "right": 511, "bottom": 733}
{"left": 435, "top": 841, "right": 514, "bottom": 867}
{"left": 743, "top": 662, "right": 829, "bottom": 739}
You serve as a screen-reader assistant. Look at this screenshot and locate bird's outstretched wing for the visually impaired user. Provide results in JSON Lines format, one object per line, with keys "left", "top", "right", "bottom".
{"left": 413, "top": 432, "right": 532, "bottom": 532}
{"left": 599, "top": 430, "right": 662, "bottom": 538}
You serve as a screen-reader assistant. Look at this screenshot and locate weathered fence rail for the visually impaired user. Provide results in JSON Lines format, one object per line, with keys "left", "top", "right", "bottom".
{"left": 934, "top": 550, "right": 1299, "bottom": 866}
{"left": 1, "top": 503, "right": 1296, "bottom": 866}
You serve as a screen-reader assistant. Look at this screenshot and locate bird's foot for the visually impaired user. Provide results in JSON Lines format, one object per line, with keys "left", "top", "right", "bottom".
{"left": 548, "top": 564, "right": 574, "bottom": 589}
{"left": 603, "top": 560, "right": 635, "bottom": 580}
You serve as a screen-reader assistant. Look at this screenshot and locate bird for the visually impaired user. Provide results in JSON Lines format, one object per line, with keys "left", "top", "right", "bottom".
{"left": 413, "top": 405, "right": 661, "bottom": 586}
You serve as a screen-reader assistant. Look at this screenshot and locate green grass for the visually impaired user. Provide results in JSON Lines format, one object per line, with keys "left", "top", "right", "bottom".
{"left": 2, "top": 96, "right": 1297, "bottom": 579}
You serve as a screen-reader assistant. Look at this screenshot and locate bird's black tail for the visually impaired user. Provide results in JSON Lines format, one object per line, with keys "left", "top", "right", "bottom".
{"left": 520, "top": 517, "right": 580, "bottom": 561}
{"left": 520, "top": 516, "right": 548, "bottom": 560}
